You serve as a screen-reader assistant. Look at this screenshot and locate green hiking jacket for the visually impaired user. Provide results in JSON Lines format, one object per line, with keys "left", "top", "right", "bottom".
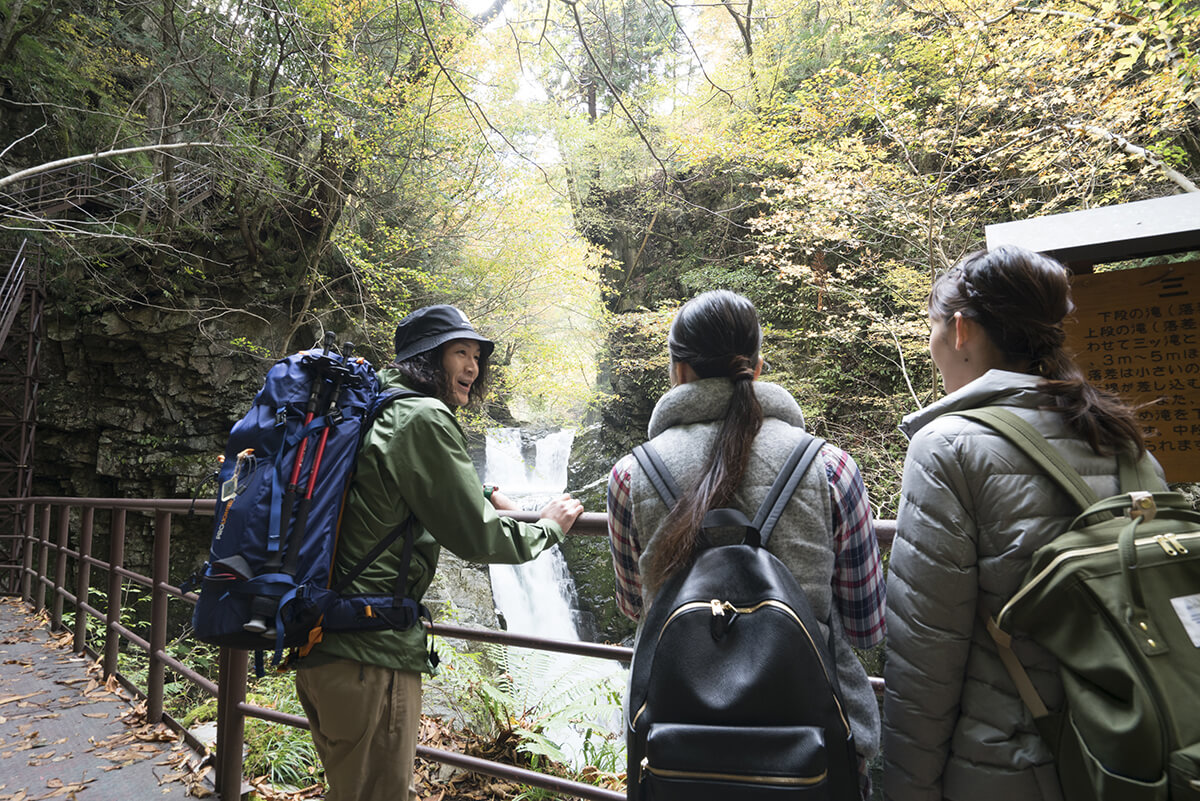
{"left": 303, "top": 368, "right": 565, "bottom": 674}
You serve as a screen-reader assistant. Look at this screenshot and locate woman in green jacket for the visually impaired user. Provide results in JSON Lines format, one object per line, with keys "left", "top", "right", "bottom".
{"left": 295, "top": 305, "right": 584, "bottom": 801}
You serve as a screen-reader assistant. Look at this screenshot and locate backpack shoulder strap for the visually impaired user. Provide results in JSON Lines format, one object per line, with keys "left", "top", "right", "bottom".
{"left": 332, "top": 387, "right": 426, "bottom": 598}
{"left": 370, "top": 387, "right": 424, "bottom": 422}
{"left": 752, "top": 433, "right": 826, "bottom": 548}
{"left": 954, "top": 408, "right": 1099, "bottom": 511}
{"left": 631, "top": 435, "right": 827, "bottom": 549}
{"left": 1118, "top": 449, "right": 1161, "bottom": 494}
{"left": 631, "top": 441, "right": 682, "bottom": 508}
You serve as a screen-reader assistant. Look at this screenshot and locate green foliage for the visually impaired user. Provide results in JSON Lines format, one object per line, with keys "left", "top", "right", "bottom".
{"left": 229, "top": 337, "right": 274, "bottom": 359}
{"left": 176, "top": 669, "right": 324, "bottom": 789}
{"left": 577, "top": 0, "right": 1199, "bottom": 514}
{"left": 426, "top": 635, "right": 626, "bottom": 776}
{"left": 241, "top": 674, "right": 324, "bottom": 789}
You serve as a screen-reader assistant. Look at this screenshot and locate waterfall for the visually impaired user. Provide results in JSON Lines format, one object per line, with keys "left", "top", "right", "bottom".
{"left": 482, "top": 428, "right": 624, "bottom": 768}
{"left": 484, "top": 428, "right": 581, "bottom": 640}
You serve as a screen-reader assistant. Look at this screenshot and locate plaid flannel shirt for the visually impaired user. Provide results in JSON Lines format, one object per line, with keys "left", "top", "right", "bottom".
{"left": 606, "top": 443, "right": 886, "bottom": 649}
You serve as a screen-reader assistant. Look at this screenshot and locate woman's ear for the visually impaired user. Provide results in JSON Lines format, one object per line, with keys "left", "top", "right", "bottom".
{"left": 953, "top": 311, "right": 970, "bottom": 350}
{"left": 753, "top": 356, "right": 764, "bottom": 380}
{"left": 672, "top": 361, "right": 700, "bottom": 386}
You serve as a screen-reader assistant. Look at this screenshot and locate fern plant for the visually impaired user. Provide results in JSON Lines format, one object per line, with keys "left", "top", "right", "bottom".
{"left": 426, "top": 631, "right": 626, "bottom": 777}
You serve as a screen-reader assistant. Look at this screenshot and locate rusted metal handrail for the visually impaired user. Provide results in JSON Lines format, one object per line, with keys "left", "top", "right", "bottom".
{"left": 0, "top": 240, "right": 27, "bottom": 352}
{"left": 0, "top": 495, "right": 893, "bottom": 801}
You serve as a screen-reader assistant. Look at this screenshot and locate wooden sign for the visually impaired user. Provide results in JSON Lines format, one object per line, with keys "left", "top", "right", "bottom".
{"left": 1065, "top": 260, "right": 1200, "bottom": 482}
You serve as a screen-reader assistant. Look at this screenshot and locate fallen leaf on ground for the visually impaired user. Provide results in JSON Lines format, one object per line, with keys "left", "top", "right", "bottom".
{"left": 0, "top": 693, "right": 44, "bottom": 706}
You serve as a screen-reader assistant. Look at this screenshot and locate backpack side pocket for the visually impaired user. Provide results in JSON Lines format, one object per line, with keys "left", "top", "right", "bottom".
{"left": 1170, "top": 743, "right": 1200, "bottom": 800}
{"left": 1054, "top": 713, "right": 1167, "bottom": 801}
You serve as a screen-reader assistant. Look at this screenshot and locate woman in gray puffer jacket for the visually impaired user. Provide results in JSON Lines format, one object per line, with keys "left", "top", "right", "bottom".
{"left": 881, "top": 245, "right": 1167, "bottom": 801}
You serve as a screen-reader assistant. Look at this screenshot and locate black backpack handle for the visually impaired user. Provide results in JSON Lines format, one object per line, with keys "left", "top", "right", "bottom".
{"left": 701, "top": 507, "right": 761, "bottom": 547}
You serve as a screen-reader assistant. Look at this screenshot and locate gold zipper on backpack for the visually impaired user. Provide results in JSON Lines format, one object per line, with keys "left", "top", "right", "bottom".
{"left": 630, "top": 599, "right": 852, "bottom": 735}
{"left": 640, "top": 756, "right": 827, "bottom": 786}
{"left": 998, "top": 532, "right": 1200, "bottom": 625}
{"left": 1159, "top": 533, "right": 1189, "bottom": 555}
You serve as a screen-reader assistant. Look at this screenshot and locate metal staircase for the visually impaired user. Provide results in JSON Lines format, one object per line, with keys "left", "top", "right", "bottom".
{"left": 0, "top": 241, "right": 44, "bottom": 594}
{"left": 1, "top": 161, "right": 215, "bottom": 219}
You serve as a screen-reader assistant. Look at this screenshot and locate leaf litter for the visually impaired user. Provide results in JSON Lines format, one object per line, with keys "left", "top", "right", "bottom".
{"left": 0, "top": 597, "right": 216, "bottom": 799}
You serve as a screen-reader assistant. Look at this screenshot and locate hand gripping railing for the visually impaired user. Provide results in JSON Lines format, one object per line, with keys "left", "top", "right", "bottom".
{"left": 0, "top": 496, "right": 893, "bottom": 801}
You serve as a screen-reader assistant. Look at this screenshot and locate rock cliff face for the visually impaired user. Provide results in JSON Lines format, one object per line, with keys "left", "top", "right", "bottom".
{"left": 558, "top": 311, "right": 670, "bottom": 645}
{"left": 34, "top": 299, "right": 268, "bottom": 582}
{"left": 561, "top": 423, "right": 636, "bottom": 645}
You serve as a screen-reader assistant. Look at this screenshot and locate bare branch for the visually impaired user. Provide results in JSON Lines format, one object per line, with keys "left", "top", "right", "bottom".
{"left": 559, "top": 0, "right": 674, "bottom": 179}
{"left": 1061, "top": 122, "right": 1199, "bottom": 193}
{"left": 0, "top": 143, "right": 230, "bottom": 190}
{"left": 0, "top": 124, "right": 46, "bottom": 160}
{"left": 658, "top": 0, "right": 735, "bottom": 105}
{"left": 410, "top": 0, "right": 558, "bottom": 189}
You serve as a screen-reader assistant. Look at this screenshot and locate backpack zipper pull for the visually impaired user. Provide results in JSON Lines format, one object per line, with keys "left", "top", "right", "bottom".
{"left": 710, "top": 599, "right": 725, "bottom": 616}
{"left": 640, "top": 757, "right": 649, "bottom": 780}
{"left": 1157, "top": 535, "right": 1180, "bottom": 557}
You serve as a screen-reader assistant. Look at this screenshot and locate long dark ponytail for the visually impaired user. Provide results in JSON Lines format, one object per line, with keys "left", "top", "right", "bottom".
{"left": 930, "top": 245, "right": 1145, "bottom": 455}
{"left": 651, "top": 290, "right": 765, "bottom": 580}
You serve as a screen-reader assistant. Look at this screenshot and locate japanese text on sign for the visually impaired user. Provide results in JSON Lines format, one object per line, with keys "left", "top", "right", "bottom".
{"left": 1066, "top": 261, "right": 1200, "bottom": 482}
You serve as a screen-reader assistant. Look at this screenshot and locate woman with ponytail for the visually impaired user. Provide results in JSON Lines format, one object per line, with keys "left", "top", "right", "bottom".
{"left": 882, "top": 245, "right": 1167, "bottom": 801}
{"left": 607, "top": 290, "right": 886, "bottom": 798}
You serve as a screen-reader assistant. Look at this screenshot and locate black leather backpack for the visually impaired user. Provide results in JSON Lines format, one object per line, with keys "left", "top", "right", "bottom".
{"left": 625, "top": 433, "right": 859, "bottom": 801}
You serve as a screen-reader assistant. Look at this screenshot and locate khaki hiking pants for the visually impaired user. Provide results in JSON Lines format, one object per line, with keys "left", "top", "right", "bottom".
{"left": 295, "top": 658, "right": 422, "bottom": 801}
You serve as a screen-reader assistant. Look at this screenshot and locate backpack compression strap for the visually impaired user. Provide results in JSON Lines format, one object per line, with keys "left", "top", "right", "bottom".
{"left": 631, "top": 433, "right": 826, "bottom": 549}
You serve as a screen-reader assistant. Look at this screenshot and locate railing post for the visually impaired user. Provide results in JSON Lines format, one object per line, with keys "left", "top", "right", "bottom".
{"left": 33, "top": 504, "right": 51, "bottom": 612}
{"left": 217, "top": 647, "right": 249, "bottom": 801}
{"left": 51, "top": 506, "right": 70, "bottom": 629}
{"left": 74, "top": 507, "right": 94, "bottom": 653}
{"left": 103, "top": 508, "right": 126, "bottom": 678}
{"left": 20, "top": 503, "right": 35, "bottom": 601}
{"left": 147, "top": 509, "right": 170, "bottom": 723}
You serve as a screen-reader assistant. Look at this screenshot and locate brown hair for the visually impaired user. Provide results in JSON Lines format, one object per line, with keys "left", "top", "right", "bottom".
{"left": 652, "top": 290, "right": 764, "bottom": 580}
{"left": 930, "top": 245, "right": 1145, "bottom": 455}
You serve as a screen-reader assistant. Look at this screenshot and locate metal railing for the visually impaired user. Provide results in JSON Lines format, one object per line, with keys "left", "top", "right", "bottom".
{"left": 0, "top": 241, "right": 43, "bottom": 595}
{"left": 0, "top": 161, "right": 215, "bottom": 220}
{"left": 0, "top": 495, "right": 894, "bottom": 801}
{"left": 0, "top": 240, "right": 27, "bottom": 353}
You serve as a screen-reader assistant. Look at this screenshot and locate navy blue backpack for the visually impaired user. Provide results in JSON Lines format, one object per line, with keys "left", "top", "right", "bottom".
{"left": 191, "top": 335, "right": 429, "bottom": 664}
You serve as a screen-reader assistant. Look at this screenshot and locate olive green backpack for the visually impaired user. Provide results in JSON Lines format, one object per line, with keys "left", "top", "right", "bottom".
{"left": 957, "top": 408, "right": 1200, "bottom": 801}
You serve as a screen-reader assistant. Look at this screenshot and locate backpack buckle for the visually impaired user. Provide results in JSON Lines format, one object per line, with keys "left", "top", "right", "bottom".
{"left": 1128, "top": 492, "right": 1157, "bottom": 522}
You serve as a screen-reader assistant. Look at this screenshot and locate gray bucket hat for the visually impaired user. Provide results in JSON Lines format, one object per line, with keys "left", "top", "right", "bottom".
{"left": 393, "top": 305, "right": 495, "bottom": 362}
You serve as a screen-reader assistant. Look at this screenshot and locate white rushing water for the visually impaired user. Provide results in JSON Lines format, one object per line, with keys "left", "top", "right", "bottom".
{"left": 482, "top": 427, "right": 624, "bottom": 768}
{"left": 484, "top": 427, "right": 581, "bottom": 640}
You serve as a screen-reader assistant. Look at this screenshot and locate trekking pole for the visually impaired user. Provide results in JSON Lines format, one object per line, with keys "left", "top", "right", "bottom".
{"left": 244, "top": 332, "right": 337, "bottom": 635}
{"left": 281, "top": 347, "right": 354, "bottom": 577}
{"left": 279, "top": 331, "right": 338, "bottom": 530}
